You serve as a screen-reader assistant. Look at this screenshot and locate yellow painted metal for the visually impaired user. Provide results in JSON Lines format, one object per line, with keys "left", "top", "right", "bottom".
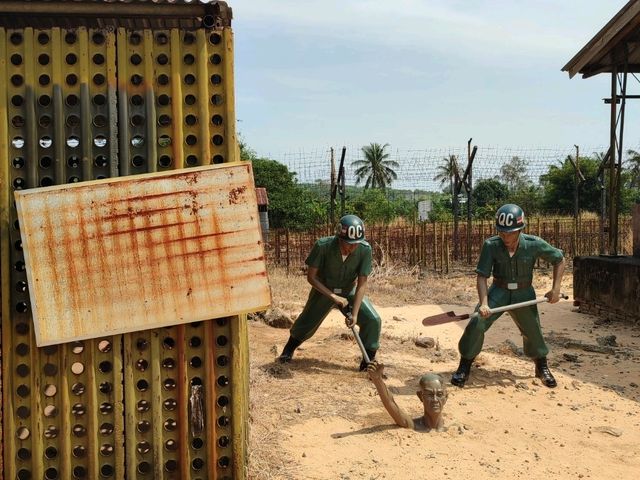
{"left": 3, "top": 18, "right": 254, "bottom": 479}
{"left": 0, "top": 27, "right": 9, "bottom": 478}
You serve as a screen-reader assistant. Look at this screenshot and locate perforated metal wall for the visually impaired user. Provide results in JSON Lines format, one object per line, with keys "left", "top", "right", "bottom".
{"left": 1, "top": 22, "right": 246, "bottom": 480}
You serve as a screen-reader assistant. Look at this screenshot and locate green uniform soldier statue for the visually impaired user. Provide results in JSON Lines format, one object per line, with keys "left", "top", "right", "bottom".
{"left": 278, "top": 214, "right": 382, "bottom": 371}
{"left": 452, "top": 204, "right": 566, "bottom": 388}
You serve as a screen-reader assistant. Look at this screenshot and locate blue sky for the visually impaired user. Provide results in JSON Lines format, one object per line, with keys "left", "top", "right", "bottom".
{"left": 231, "top": 0, "right": 638, "bottom": 160}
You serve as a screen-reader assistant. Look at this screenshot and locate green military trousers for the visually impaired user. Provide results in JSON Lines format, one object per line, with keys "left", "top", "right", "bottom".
{"left": 290, "top": 289, "right": 381, "bottom": 351}
{"left": 458, "top": 285, "right": 549, "bottom": 360}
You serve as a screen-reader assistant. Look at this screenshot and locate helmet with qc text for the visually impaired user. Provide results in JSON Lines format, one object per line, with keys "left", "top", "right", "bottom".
{"left": 495, "top": 204, "right": 526, "bottom": 232}
{"left": 336, "top": 214, "right": 366, "bottom": 244}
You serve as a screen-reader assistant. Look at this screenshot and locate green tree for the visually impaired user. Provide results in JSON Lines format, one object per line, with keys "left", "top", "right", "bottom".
{"left": 252, "top": 158, "right": 325, "bottom": 230}
{"left": 500, "top": 156, "right": 531, "bottom": 192}
{"left": 540, "top": 156, "right": 601, "bottom": 214}
{"left": 351, "top": 143, "right": 399, "bottom": 190}
{"left": 346, "top": 189, "right": 413, "bottom": 224}
{"left": 472, "top": 178, "right": 509, "bottom": 218}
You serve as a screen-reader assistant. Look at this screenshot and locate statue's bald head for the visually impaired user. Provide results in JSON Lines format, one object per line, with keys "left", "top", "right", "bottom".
{"left": 419, "top": 373, "right": 444, "bottom": 389}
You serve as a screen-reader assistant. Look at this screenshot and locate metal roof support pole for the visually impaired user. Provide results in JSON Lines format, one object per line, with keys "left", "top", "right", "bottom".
{"left": 609, "top": 65, "right": 618, "bottom": 255}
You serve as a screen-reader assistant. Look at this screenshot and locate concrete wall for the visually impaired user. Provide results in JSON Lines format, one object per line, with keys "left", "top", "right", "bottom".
{"left": 574, "top": 256, "right": 640, "bottom": 324}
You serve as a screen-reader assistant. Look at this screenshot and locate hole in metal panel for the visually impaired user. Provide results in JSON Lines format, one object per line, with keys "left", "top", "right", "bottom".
{"left": 40, "top": 177, "right": 54, "bottom": 187}
{"left": 184, "top": 74, "right": 196, "bottom": 85}
{"left": 99, "top": 402, "right": 113, "bottom": 414}
{"left": 211, "top": 73, "right": 222, "bottom": 85}
{"left": 185, "top": 114, "right": 197, "bottom": 126}
{"left": 136, "top": 338, "right": 148, "bottom": 350}
{"left": 92, "top": 32, "right": 105, "bottom": 45}
{"left": 156, "top": 32, "right": 169, "bottom": 45}
{"left": 39, "top": 136, "right": 53, "bottom": 148}
{"left": 217, "top": 395, "right": 230, "bottom": 407}
{"left": 93, "top": 53, "right": 105, "bottom": 65}
{"left": 72, "top": 424, "right": 86, "bottom": 437}
{"left": 44, "top": 446, "right": 58, "bottom": 459}
{"left": 212, "top": 135, "right": 224, "bottom": 146}
{"left": 100, "top": 464, "right": 114, "bottom": 477}
{"left": 39, "top": 115, "right": 52, "bottom": 128}
{"left": 71, "top": 341, "right": 84, "bottom": 354}
{"left": 72, "top": 403, "right": 86, "bottom": 416}
{"left": 216, "top": 335, "right": 228, "bottom": 346}
{"left": 66, "top": 53, "right": 77, "bottom": 65}
{"left": 130, "top": 74, "right": 143, "bottom": 86}
{"left": 39, "top": 74, "right": 51, "bottom": 86}
{"left": 100, "top": 444, "right": 114, "bottom": 456}
{"left": 193, "top": 458, "right": 205, "bottom": 470}
{"left": 73, "top": 466, "right": 86, "bottom": 479}
{"left": 191, "top": 377, "right": 202, "bottom": 386}
{"left": 43, "top": 405, "right": 57, "bottom": 417}
{"left": 98, "top": 340, "right": 111, "bottom": 353}
{"left": 184, "top": 32, "right": 196, "bottom": 44}
{"left": 14, "top": 240, "right": 23, "bottom": 251}
{"left": 131, "top": 114, "right": 145, "bottom": 126}
{"left": 16, "top": 363, "right": 30, "bottom": 377}
{"left": 184, "top": 53, "right": 195, "bottom": 65}
{"left": 137, "top": 400, "right": 150, "bottom": 413}
{"left": 94, "top": 155, "right": 108, "bottom": 167}
{"left": 137, "top": 420, "right": 151, "bottom": 433}
{"left": 158, "top": 94, "right": 171, "bottom": 106}
{"left": 93, "top": 74, "right": 105, "bottom": 86}
{"left": 68, "top": 176, "right": 80, "bottom": 183}
{"left": 212, "top": 114, "right": 223, "bottom": 125}
{"left": 163, "top": 337, "right": 175, "bottom": 349}
{"left": 12, "top": 115, "right": 25, "bottom": 128}
{"left": 158, "top": 135, "right": 172, "bottom": 147}
{"left": 67, "top": 156, "right": 80, "bottom": 168}
{"left": 65, "top": 31, "right": 77, "bottom": 44}
{"left": 192, "top": 438, "right": 204, "bottom": 449}
{"left": 13, "top": 157, "right": 25, "bottom": 168}
{"left": 136, "top": 379, "right": 149, "bottom": 392}
{"left": 71, "top": 362, "right": 85, "bottom": 374}
{"left": 66, "top": 74, "right": 78, "bottom": 86}
{"left": 217, "top": 375, "right": 229, "bottom": 387}
{"left": 162, "top": 358, "right": 175, "bottom": 369}
{"left": 186, "top": 155, "right": 198, "bottom": 166}
{"left": 130, "top": 32, "right": 141, "bottom": 45}
{"left": 132, "top": 155, "right": 145, "bottom": 167}
{"left": 157, "top": 53, "right": 169, "bottom": 65}
{"left": 184, "top": 94, "right": 196, "bottom": 105}
{"left": 190, "top": 356, "right": 202, "bottom": 368}
{"left": 17, "top": 384, "right": 30, "bottom": 397}
{"left": 136, "top": 441, "right": 151, "bottom": 454}
{"left": 158, "top": 155, "right": 172, "bottom": 167}
{"left": 209, "top": 33, "right": 221, "bottom": 45}
{"left": 99, "top": 382, "right": 113, "bottom": 394}
{"left": 44, "top": 467, "right": 58, "bottom": 479}
{"left": 38, "top": 54, "right": 50, "bottom": 65}
{"left": 210, "top": 53, "right": 222, "bottom": 64}
{"left": 16, "top": 302, "right": 28, "bottom": 313}
{"left": 71, "top": 383, "right": 85, "bottom": 395}
{"left": 10, "top": 32, "right": 23, "bottom": 45}
{"left": 164, "top": 378, "right": 176, "bottom": 390}
{"left": 163, "top": 398, "right": 177, "bottom": 411}
{"left": 211, "top": 94, "right": 223, "bottom": 105}
{"left": 72, "top": 445, "right": 86, "bottom": 458}
{"left": 158, "top": 114, "right": 171, "bottom": 126}
{"left": 66, "top": 94, "right": 78, "bottom": 106}
{"left": 94, "top": 136, "right": 108, "bottom": 148}
{"left": 100, "top": 423, "right": 114, "bottom": 435}
{"left": 12, "top": 137, "right": 25, "bottom": 149}
{"left": 93, "top": 115, "right": 107, "bottom": 127}
{"left": 12, "top": 95, "right": 24, "bottom": 106}
{"left": 131, "top": 94, "right": 144, "bottom": 106}
{"left": 130, "top": 54, "right": 142, "bottom": 65}
{"left": 165, "top": 460, "right": 178, "bottom": 472}
{"left": 131, "top": 135, "right": 145, "bottom": 148}
{"left": 16, "top": 343, "right": 29, "bottom": 356}
{"left": 44, "top": 425, "right": 59, "bottom": 439}
{"left": 17, "top": 406, "right": 30, "bottom": 419}
{"left": 186, "top": 135, "right": 198, "bottom": 146}
{"left": 158, "top": 74, "right": 169, "bottom": 86}
{"left": 43, "top": 363, "right": 58, "bottom": 376}
{"left": 17, "top": 447, "right": 31, "bottom": 460}
{"left": 93, "top": 94, "right": 107, "bottom": 106}
{"left": 38, "top": 32, "right": 50, "bottom": 44}
{"left": 17, "top": 470, "right": 31, "bottom": 480}
{"left": 137, "top": 462, "right": 151, "bottom": 475}
{"left": 44, "top": 384, "right": 57, "bottom": 397}
{"left": 164, "top": 420, "right": 177, "bottom": 432}
{"left": 217, "top": 355, "right": 229, "bottom": 367}
{"left": 136, "top": 359, "right": 148, "bottom": 371}
{"left": 67, "top": 136, "right": 80, "bottom": 148}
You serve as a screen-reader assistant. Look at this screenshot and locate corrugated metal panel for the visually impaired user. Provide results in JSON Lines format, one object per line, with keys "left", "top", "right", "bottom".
{"left": 15, "top": 163, "right": 270, "bottom": 346}
{"left": 255, "top": 187, "right": 269, "bottom": 206}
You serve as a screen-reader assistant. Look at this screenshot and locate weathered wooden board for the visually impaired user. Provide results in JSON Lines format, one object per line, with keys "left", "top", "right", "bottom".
{"left": 15, "top": 162, "right": 271, "bottom": 346}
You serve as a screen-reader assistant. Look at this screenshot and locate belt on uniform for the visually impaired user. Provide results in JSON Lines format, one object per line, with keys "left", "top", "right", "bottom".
{"left": 492, "top": 279, "right": 532, "bottom": 290}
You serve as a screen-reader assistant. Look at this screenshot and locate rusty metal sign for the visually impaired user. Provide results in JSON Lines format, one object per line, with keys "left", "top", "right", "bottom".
{"left": 15, "top": 162, "right": 271, "bottom": 346}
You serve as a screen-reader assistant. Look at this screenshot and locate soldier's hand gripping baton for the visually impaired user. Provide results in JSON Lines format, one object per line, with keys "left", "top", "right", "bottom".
{"left": 421, "top": 293, "right": 569, "bottom": 326}
{"left": 341, "top": 305, "right": 370, "bottom": 364}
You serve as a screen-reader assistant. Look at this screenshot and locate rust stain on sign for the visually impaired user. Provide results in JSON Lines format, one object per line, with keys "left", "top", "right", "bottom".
{"left": 15, "top": 162, "right": 271, "bottom": 346}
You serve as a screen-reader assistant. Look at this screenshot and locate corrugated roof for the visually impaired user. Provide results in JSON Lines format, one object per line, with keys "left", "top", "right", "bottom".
{"left": 0, "top": 0, "right": 232, "bottom": 29}
{"left": 255, "top": 188, "right": 269, "bottom": 206}
{"left": 563, "top": 0, "right": 640, "bottom": 78}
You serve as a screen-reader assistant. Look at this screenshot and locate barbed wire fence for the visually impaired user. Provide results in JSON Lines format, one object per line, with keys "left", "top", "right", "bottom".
{"left": 259, "top": 144, "right": 639, "bottom": 271}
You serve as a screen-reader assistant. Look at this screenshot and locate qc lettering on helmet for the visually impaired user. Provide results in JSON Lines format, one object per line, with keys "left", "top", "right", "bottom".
{"left": 348, "top": 224, "right": 363, "bottom": 240}
{"left": 498, "top": 212, "right": 514, "bottom": 227}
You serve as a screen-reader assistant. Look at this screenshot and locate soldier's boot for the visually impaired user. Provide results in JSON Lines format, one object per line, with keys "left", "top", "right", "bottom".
{"left": 451, "top": 357, "right": 475, "bottom": 387}
{"left": 534, "top": 357, "right": 557, "bottom": 388}
{"left": 358, "top": 349, "right": 377, "bottom": 371}
{"left": 277, "top": 336, "right": 302, "bottom": 363}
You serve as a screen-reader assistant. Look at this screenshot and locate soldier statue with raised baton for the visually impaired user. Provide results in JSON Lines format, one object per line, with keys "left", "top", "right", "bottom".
{"left": 451, "top": 204, "right": 566, "bottom": 388}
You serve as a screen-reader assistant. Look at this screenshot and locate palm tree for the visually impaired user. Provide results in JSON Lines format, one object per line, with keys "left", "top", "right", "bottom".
{"left": 626, "top": 149, "right": 640, "bottom": 187}
{"left": 433, "top": 155, "right": 460, "bottom": 194}
{"left": 351, "top": 143, "right": 399, "bottom": 190}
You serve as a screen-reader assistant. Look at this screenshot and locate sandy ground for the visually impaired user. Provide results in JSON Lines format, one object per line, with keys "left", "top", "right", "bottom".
{"left": 248, "top": 272, "right": 640, "bottom": 480}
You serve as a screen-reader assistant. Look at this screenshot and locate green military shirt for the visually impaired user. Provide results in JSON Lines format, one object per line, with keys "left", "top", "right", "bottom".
{"left": 305, "top": 236, "right": 373, "bottom": 293}
{"left": 475, "top": 234, "right": 564, "bottom": 284}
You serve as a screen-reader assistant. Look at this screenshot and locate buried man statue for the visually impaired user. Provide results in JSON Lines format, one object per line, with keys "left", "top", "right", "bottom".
{"left": 367, "top": 362, "right": 448, "bottom": 432}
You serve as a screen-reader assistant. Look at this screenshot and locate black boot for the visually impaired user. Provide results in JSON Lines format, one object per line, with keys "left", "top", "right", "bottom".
{"left": 359, "top": 349, "right": 377, "bottom": 371}
{"left": 451, "top": 357, "right": 474, "bottom": 387}
{"left": 534, "top": 357, "right": 557, "bottom": 388}
{"left": 278, "top": 336, "right": 302, "bottom": 363}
